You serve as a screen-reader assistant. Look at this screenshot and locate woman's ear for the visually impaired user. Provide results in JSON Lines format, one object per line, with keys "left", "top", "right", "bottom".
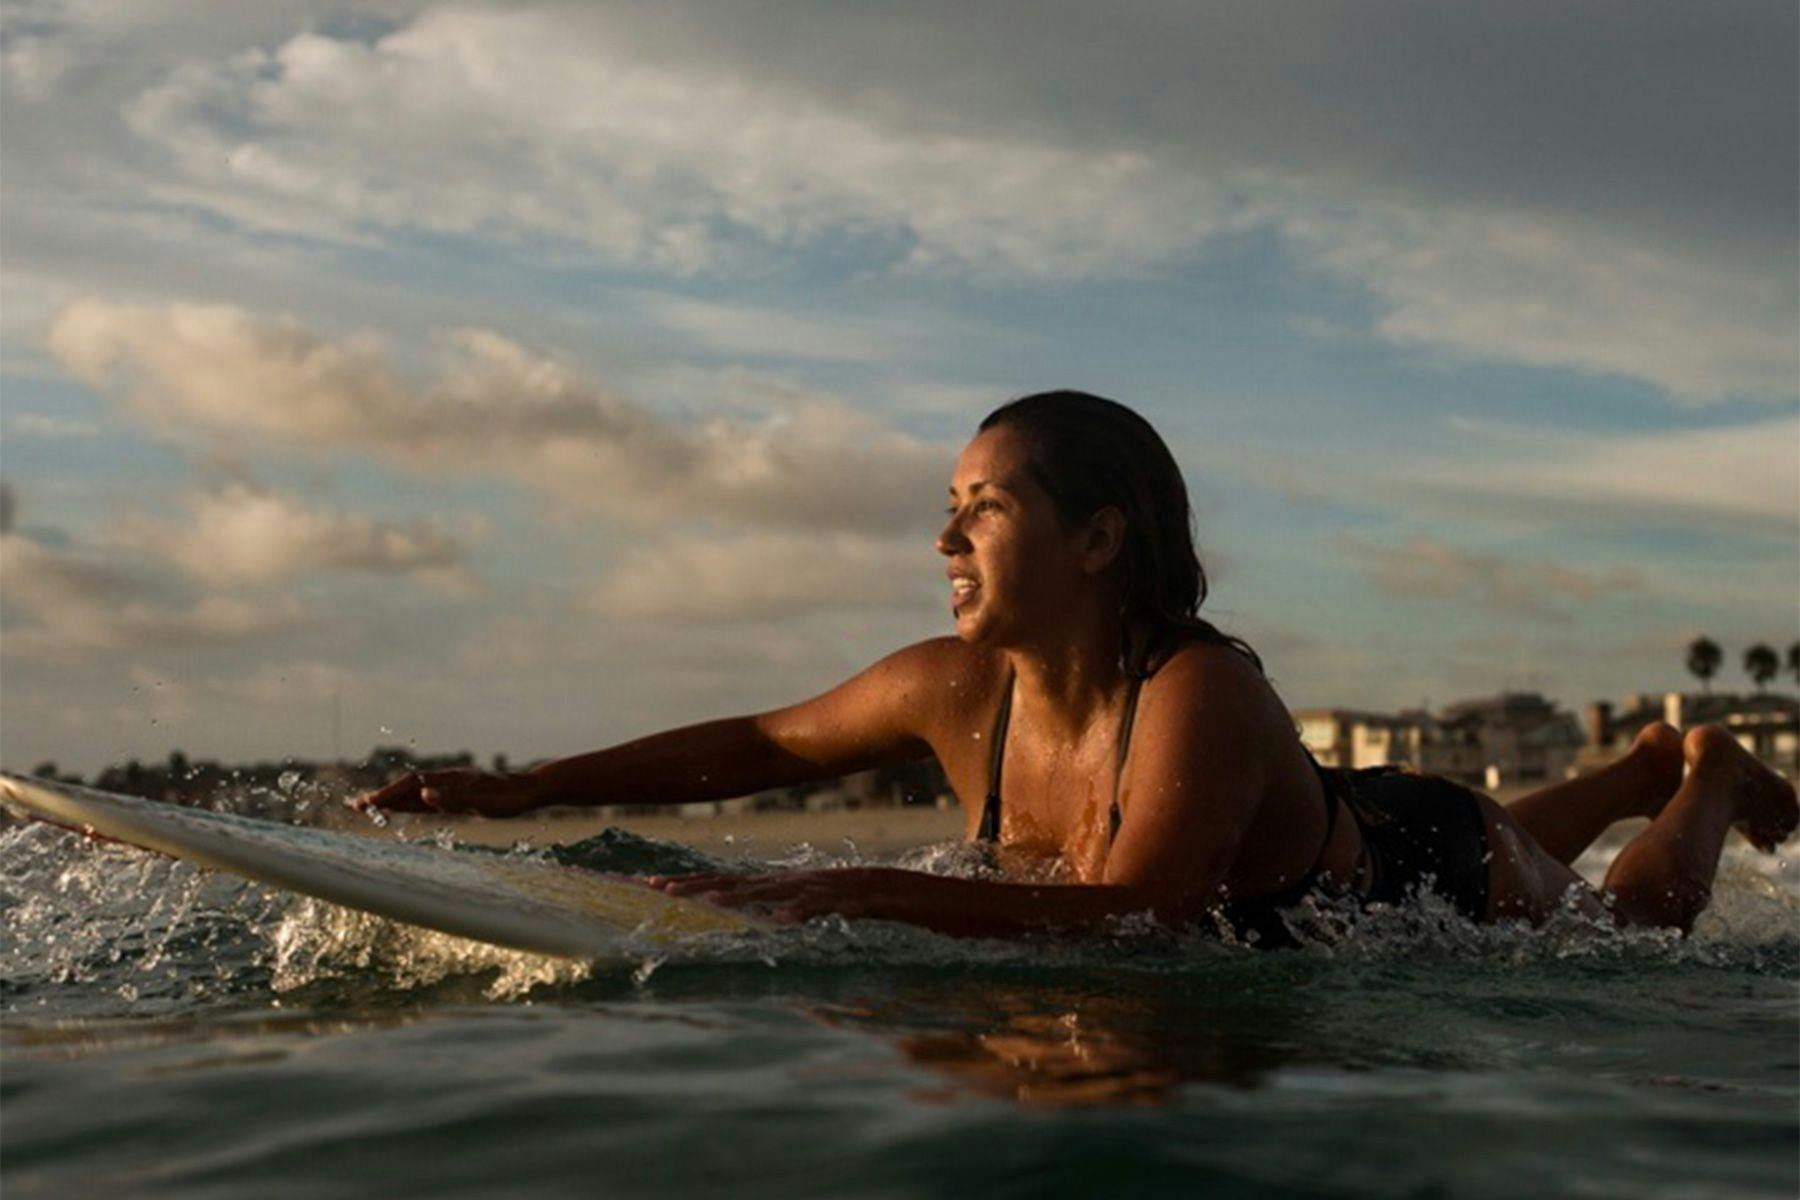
{"left": 1080, "top": 507, "right": 1126, "bottom": 575}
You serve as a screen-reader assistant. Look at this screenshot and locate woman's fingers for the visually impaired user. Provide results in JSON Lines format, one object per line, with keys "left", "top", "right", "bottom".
{"left": 352, "top": 773, "right": 431, "bottom": 812}
{"left": 646, "top": 871, "right": 861, "bottom": 923}
{"left": 353, "top": 769, "right": 541, "bottom": 817}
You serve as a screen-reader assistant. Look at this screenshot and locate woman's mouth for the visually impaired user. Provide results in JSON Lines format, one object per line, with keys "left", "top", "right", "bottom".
{"left": 949, "top": 574, "right": 979, "bottom": 610}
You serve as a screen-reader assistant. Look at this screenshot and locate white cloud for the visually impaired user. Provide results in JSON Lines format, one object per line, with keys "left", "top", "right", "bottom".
{"left": 47, "top": 299, "right": 953, "bottom": 535}
{"left": 117, "top": 7, "right": 1247, "bottom": 277}
{"left": 128, "top": 483, "right": 470, "bottom": 586}
{"left": 592, "top": 531, "right": 936, "bottom": 623}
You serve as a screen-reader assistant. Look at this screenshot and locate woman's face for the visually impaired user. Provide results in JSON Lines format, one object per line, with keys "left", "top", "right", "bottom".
{"left": 936, "top": 426, "right": 1094, "bottom": 646}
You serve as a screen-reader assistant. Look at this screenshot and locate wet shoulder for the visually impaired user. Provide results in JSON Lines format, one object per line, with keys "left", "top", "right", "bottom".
{"left": 1141, "top": 639, "right": 1290, "bottom": 736}
{"left": 881, "top": 638, "right": 1009, "bottom": 738}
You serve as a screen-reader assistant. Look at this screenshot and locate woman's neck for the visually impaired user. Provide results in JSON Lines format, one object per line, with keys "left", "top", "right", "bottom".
{"left": 1003, "top": 613, "right": 1129, "bottom": 738}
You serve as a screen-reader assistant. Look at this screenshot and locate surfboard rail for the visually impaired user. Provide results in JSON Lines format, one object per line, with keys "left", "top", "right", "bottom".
{"left": 0, "top": 771, "right": 760, "bottom": 959}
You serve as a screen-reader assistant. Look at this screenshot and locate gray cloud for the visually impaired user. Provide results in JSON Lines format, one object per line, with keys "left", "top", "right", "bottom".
{"left": 604, "top": 1, "right": 1795, "bottom": 251}
{"left": 1237, "top": 410, "right": 1800, "bottom": 545}
{"left": 0, "top": 529, "right": 310, "bottom": 660}
{"left": 5, "top": 3, "right": 1793, "bottom": 401}
{"left": 1340, "top": 532, "right": 1646, "bottom": 622}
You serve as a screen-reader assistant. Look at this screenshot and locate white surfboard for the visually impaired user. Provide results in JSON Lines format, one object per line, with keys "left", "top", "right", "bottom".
{"left": 0, "top": 771, "right": 758, "bottom": 959}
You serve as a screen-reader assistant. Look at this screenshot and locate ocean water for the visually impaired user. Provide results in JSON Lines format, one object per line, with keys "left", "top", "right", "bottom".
{"left": 2, "top": 814, "right": 1795, "bottom": 1199}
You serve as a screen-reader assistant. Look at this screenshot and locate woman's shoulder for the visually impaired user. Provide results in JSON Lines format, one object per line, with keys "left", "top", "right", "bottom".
{"left": 885, "top": 636, "right": 1015, "bottom": 683}
{"left": 1148, "top": 637, "right": 1266, "bottom": 690}
{"left": 876, "top": 638, "right": 1008, "bottom": 704}
{"left": 1142, "top": 638, "right": 1290, "bottom": 729}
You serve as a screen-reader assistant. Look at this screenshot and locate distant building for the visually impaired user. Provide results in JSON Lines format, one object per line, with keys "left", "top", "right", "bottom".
{"left": 1436, "top": 693, "right": 1584, "bottom": 787}
{"left": 1296, "top": 692, "right": 1582, "bottom": 788}
{"left": 1294, "top": 709, "right": 1409, "bottom": 771}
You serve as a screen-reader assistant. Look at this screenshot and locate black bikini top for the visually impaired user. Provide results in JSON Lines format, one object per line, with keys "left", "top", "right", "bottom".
{"left": 975, "top": 669, "right": 1142, "bottom": 845}
{"left": 975, "top": 669, "right": 1347, "bottom": 916}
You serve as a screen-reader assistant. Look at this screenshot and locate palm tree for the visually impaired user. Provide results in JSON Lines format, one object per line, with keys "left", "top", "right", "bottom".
{"left": 1744, "top": 643, "right": 1779, "bottom": 694}
{"left": 1685, "top": 636, "right": 1722, "bottom": 696}
{"left": 1787, "top": 641, "right": 1800, "bottom": 688}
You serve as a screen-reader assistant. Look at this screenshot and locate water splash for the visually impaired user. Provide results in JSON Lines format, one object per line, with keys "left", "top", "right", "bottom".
{"left": 3, "top": 814, "right": 1794, "bottom": 1022}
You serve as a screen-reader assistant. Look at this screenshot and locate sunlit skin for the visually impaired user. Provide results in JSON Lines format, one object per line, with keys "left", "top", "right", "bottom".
{"left": 359, "top": 425, "right": 1797, "bottom": 938}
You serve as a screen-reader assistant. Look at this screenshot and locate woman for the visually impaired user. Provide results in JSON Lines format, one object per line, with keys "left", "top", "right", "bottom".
{"left": 360, "top": 392, "right": 1796, "bottom": 943}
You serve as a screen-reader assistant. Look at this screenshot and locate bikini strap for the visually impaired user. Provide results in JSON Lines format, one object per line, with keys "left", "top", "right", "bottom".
{"left": 1107, "top": 675, "right": 1144, "bottom": 842}
{"left": 982, "top": 671, "right": 1144, "bottom": 846}
{"left": 976, "top": 673, "right": 1013, "bottom": 842}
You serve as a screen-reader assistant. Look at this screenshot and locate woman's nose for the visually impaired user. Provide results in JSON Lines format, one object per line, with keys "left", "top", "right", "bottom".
{"left": 936, "top": 512, "right": 969, "bottom": 556}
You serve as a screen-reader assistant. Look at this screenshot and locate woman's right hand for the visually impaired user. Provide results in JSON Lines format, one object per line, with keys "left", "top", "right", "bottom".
{"left": 351, "top": 769, "right": 548, "bottom": 818}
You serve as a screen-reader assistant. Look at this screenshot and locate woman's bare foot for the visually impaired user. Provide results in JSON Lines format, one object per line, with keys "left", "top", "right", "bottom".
{"left": 1622, "top": 721, "right": 1686, "bottom": 819}
{"left": 1684, "top": 724, "right": 1799, "bottom": 852}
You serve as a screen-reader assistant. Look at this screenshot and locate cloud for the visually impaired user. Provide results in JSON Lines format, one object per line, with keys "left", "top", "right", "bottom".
{"left": 0, "top": 529, "right": 308, "bottom": 660}
{"left": 48, "top": 299, "right": 410, "bottom": 442}
{"left": 1242, "top": 410, "right": 1800, "bottom": 544}
{"left": 591, "top": 531, "right": 936, "bottom": 622}
{"left": 6, "top": 412, "right": 101, "bottom": 438}
{"left": 1403, "top": 412, "right": 1800, "bottom": 540}
{"left": 126, "top": 483, "right": 470, "bottom": 586}
{"left": 44, "top": 2, "right": 1781, "bottom": 402}
{"left": 1291, "top": 204, "right": 1799, "bottom": 403}
{"left": 115, "top": 7, "right": 1246, "bottom": 279}
{"left": 643, "top": 296, "right": 905, "bottom": 363}
{"left": 47, "top": 299, "right": 952, "bottom": 535}
{"left": 1340, "top": 533, "right": 1645, "bottom": 622}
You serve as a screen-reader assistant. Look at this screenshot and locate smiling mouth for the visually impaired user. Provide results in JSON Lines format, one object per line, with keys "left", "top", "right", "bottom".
{"left": 950, "top": 577, "right": 979, "bottom": 609}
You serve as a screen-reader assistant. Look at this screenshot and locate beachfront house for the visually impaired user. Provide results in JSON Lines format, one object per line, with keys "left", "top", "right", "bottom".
{"left": 1295, "top": 692, "right": 1583, "bottom": 789}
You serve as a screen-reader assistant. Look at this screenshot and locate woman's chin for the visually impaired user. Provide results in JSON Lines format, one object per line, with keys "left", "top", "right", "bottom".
{"left": 951, "top": 606, "right": 1005, "bottom": 646}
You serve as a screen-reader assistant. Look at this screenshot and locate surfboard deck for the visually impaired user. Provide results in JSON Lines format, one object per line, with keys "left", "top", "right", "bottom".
{"left": 0, "top": 771, "right": 759, "bottom": 959}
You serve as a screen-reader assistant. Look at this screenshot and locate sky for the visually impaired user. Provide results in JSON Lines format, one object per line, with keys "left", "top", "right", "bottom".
{"left": 1, "top": 1, "right": 1795, "bottom": 776}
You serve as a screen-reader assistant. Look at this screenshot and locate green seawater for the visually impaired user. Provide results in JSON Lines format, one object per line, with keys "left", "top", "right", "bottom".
{"left": 2, "top": 820, "right": 1796, "bottom": 1199}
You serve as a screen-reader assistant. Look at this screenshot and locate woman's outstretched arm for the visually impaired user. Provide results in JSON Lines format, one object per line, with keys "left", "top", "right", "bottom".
{"left": 355, "top": 640, "right": 957, "bottom": 816}
{"left": 657, "top": 644, "right": 1280, "bottom": 933}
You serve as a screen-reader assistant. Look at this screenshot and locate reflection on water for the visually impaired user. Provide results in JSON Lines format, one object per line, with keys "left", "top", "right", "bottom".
{"left": 816, "top": 977, "right": 1308, "bottom": 1106}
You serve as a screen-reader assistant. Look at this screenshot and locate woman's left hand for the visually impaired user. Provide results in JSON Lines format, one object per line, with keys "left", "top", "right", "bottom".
{"left": 644, "top": 868, "right": 892, "bottom": 923}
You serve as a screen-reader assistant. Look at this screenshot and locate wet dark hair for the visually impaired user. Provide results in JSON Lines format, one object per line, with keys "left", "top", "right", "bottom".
{"left": 979, "top": 390, "right": 1261, "bottom": 678}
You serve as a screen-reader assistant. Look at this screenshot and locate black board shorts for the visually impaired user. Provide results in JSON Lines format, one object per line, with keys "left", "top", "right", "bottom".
{"left": 1338, "top": 767, "right": 1493, "bottom": 922}
{"left": 1215, "top": 766, "right": 1493, "bottom": 948}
